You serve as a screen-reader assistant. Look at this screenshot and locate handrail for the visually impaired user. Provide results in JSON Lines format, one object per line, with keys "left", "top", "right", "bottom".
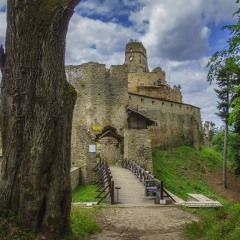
{"left": 93, "top": 160, "right": 115, "bottom": 205}
{"left": 122, "top": 159, "right": 175, "bottom": 202}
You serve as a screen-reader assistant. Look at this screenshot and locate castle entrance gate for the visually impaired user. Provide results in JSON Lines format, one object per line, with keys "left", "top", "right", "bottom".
{"left": 95, "top": 128, "right": 123, "bottom": 164}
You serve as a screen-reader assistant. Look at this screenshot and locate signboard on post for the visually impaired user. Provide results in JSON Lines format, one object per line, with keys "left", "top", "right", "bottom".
{"left": 145, "top": 180, "right": 157, "bottom": 197}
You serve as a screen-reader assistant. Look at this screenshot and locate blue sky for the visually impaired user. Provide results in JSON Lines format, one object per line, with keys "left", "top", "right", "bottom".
{"left": 0, "top": 0, "right": 239, "bottom": 127}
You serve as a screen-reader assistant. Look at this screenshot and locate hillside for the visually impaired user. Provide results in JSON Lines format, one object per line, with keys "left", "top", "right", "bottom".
{"left": 152, "top": 146, "right": 240, "bottom": 203}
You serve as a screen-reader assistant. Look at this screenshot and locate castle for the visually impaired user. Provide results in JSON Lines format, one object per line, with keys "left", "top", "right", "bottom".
{"left": 66, "top": 41, "right": 202, "bottom": 186}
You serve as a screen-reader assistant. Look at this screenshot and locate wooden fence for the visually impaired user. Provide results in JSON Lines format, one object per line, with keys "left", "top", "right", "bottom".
{"left": 93, "top": 160, "right": 115, "bottom": 205}
{"left": 122, "top": 159, "right": 175, "bottom": 202}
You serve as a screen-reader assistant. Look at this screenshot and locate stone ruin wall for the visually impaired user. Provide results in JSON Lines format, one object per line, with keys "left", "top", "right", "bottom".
{"left": 128, "top": 93, "right": 202, "bottom": 149}
{"left": 97, "top": 136, "right": 122, "bottom": 163}
{"left": 66, "top": 63, "right": 128, "bottom": 184}
{"left": 65, "top": 44, "right": 202, "bottom": 185}
{"left": 125, "top": 42, "right": 149, "bottom": 72}
{"left": 124, "top": 129, "right": 153, "bottom": 172}
{"left": 127, "top": 68, "right": 182, "bottom": 103}
{"left": 128, "top": 71, "right": 166, "bottom": 90}
{"left": 70, "top": 167, "right": 81, "bottom": 191}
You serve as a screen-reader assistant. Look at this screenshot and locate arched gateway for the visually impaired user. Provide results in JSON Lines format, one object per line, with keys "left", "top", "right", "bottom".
{"left": 95, "top": 127, "right": 123, "bottom": 164}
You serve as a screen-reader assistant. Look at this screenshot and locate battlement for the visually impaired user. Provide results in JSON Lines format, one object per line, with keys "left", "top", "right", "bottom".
{"left": 125, "top": 41, "right": 147, "bottom": 58}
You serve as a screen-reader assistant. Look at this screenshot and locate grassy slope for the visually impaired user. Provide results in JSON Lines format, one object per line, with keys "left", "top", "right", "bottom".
{"left": 153, "top": 146, "right": 240, "bottom": 240}
{"left": 153, "top": 146, "right": 225, "bottom": 203}
{"left": 184, "top": 203, "right": 240, "bottom": 240}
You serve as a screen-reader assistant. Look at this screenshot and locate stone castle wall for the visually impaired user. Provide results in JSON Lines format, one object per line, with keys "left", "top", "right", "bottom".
{"left": 124, "top": 129, "right": 153, "bottom": 172}
{"left": 128, "top": 71, "right": 167, "bottom": 91}
{"left": 135, "top": 85, "right": 170, "bottom": 100}
{"left": 125, "top": 42, "right": 149, "bottom": 72}
{"left": 128, "top": 93, "right": 202, "bottom": 149}
{"left": 70, "top": 167, "right": 81, "bottom": 191}
{"left": 66, "top": 42, "right": 203, "bottom": 184}
{"left": 66, "top": 63, "right": 128, "bottom": 184}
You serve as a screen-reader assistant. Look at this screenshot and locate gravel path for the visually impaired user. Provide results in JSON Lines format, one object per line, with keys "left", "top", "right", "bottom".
{"left": 88, "top": 206, "right": 198, "bottom": 240}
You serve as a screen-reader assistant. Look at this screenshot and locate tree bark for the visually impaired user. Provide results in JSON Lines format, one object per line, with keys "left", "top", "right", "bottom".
{"left": 223, "top": 88, "right": 229, "bottom": 189}
{"left": 0, "top": 0, "right": 79, "bottom": 238}
{"left": 223, "top": 121, "right": 228, "bottom": 188}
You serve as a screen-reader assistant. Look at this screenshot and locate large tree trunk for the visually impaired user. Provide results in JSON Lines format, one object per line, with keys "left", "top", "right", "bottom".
{"left": 0, "top": 0, "right": 79, "bottom": 238}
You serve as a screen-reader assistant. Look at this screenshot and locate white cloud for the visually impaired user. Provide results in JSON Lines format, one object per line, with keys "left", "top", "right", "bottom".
{"left": 0, "top": 11, "right": 6, "bottom": 45}
{"left": 202, "top": 0, "right": 238, "bottom": 24}
{"left": 0, "top": 0, "right": 6, "bottom": 8}
{"left": 0, "top": 0, "right": 237, "bottom": 127}
{"left": 130, "top": 0, "right": 236, "bottom": 61}
{"left": 65, "top": 0, "right": 237, "bottom": 127}
{"left": 66, "top": 14, "right": 139, "bottom": 66}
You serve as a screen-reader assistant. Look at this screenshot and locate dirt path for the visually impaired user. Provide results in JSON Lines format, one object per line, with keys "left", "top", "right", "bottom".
{"left": 88, "top": 206, "right": 198, "bottom": 240}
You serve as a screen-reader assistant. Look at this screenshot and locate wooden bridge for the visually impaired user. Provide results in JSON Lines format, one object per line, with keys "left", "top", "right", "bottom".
{"left": 109, "top": 164, "right": 154, "bottom": 205}
{"left": 94, "top": 160, "right": 223, "bottom": 208}
{"left": 94, "top": 160, "right": 174, "bottom": 206}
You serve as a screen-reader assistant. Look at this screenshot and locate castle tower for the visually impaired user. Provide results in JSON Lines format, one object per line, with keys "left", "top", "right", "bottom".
{"left": 124, "top": 41, "right": 149, "bottom": 73}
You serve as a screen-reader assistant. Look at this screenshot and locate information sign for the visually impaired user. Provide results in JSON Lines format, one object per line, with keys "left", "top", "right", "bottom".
{"left": 145, "top": 180, "right": 157, "bottom": 197}
{"left": 89, "top": 144, "right": 96, "bottom": 153}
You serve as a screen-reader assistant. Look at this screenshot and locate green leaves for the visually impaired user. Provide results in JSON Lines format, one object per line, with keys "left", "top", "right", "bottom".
{"left": 207, "top": 3, "right": 240, "bottom": 126}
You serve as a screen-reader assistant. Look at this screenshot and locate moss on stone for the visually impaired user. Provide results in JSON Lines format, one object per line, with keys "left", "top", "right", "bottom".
{"left": 79, "top": 80, "right": 85, "bottom": 87}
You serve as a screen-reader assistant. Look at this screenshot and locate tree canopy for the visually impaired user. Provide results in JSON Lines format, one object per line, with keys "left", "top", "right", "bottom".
{"left": 206, "top": 1, "right": 240, "bottom": 187}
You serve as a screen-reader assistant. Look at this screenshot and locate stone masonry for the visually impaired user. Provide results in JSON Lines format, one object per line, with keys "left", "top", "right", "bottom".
{"left": 66, "top": 63, "right": 128, "bottom": 184}
{"left": 66, "top": 41, "right": 202, "bottom": 185}
{"left": 124, "top": 129, "right": 153, "bottom": 172}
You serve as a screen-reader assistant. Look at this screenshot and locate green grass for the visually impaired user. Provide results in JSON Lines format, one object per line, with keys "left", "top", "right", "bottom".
{"left": 72, "top": 184, "right": 106, "bottom": 204}
{"left": 152, "top": 145, "right": 240, "bottom": 239}
{"left": 153, "top": 146, "right": 226, "bottom": 202}
{"left": 69, "top": 206, "right": 102, "bottom": 240}
{"left": 72, "top": 184, "right": 99, "bottom": 202}
{"left": 184, "top": 203, "right": 240, "bottom": 240}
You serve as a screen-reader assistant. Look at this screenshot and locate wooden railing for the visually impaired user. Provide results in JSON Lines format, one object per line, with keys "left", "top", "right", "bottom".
{"left": 122, "top": 159, "right": 175, "bottom": 202}
{"left": 93, "top": 160, "right": 115, "bottom": 205}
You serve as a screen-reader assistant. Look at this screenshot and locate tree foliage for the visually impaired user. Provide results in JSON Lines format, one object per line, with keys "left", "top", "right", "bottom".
{"left": 208, "top": 121, "right": 218, "bottom": 142}
{"left": 206, "top": 1, "right": 240, "bottom": 186}
{"left": 212, "top": 128, "right": 240, "bottom": 175}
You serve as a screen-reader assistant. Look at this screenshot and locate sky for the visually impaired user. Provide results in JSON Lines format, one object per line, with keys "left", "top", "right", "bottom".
{"left": 0, "top": 0, "right": 239, "bottom": 128}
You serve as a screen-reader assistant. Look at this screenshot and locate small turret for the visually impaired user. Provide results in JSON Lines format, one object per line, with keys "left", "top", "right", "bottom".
{"left": 124, "top": 41, "right": 149, "bottom": 73}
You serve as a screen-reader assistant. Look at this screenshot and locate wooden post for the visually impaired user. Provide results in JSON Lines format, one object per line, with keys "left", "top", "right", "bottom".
{"left": 160, "top": 181, "right": 164, "bottom": 200}
{"left": 111, "top": 180, "right": 115, "bottom": 205}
